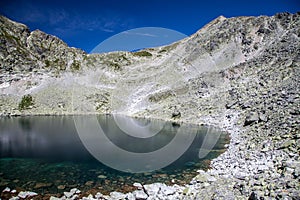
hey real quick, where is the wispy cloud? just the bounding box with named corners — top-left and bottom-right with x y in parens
top-left (48, 9), bottom-right (69, 25)
top-left (124, 31), bottom-right (158, 37)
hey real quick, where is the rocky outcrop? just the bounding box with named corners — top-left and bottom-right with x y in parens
top-left (0, 12), bottom-right (299, 199)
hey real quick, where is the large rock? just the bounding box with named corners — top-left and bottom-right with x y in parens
top-left (244, 112), bottom-right (259, 126)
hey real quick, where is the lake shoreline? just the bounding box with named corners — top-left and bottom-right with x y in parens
top-left (2, 96), bottom-right (299, 200)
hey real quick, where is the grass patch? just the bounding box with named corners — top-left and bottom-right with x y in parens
top-left (133, 51), bottom-right (152, 57)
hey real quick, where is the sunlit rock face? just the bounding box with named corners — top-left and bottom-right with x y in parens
top-left (0, 13), bottom-right (299, 121)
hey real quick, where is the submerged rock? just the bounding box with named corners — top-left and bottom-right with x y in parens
top-left (34, 182), bottom-right (53, 189)
top-left (97, 175), bottom-right (107, 179)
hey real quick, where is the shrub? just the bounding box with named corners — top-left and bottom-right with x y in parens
top-left (19, 94), bottom-right (34, 110)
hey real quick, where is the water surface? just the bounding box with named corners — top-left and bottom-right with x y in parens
top-left (0, 115), bottom-right (228, 196)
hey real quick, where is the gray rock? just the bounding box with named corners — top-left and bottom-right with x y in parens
top-left (244, 112), bottom-right (259, 126)
top-left (213, 189), bottom-right (235, 200)
top-left (225, 100), bottom-right (238, 109)
top-left (279, 139), bottom-right (295, 149)
top-left (171, 110), bottom-right (181, 119)
top-left (234, 172), bottom-right (248, 180)
top-left (259, 113), bottom-right (268, 122)
top-left (248, 191), bottom-right (259, 200)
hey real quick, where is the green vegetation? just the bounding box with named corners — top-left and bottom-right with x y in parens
top-left (158, 49), bottom-right (167, 53)
top-left (2, 29), bottom-right (21, 46)
top-left (133, 51), bottom-right (152, 57)
top-left (45, 60), bottom-right (50, 68)
top-left (71, 60), bottom-right (80, 71)
top-left (18, 94), bottom-right (34, 110)
top-left (110, 62), bottom-right (121, 71)
top-left (159, 42), bottom-right (179, 53)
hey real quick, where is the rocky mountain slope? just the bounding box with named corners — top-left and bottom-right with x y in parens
top-left (0, 12), bottom-right (299, 199)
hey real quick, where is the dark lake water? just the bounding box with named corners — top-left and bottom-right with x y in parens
top-left (0, 115), bottom-right (228, 196)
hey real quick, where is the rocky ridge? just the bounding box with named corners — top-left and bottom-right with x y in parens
top-left (0, 12), bottom-right (299, 199)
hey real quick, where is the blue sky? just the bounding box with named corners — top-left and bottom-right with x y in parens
top-left (0, 0), bottom-right (299, 53)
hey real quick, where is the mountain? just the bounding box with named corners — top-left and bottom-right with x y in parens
top-left (0, 13), bottom-right (299, 117)
top-left (0, 13), bottom-right (299, 199)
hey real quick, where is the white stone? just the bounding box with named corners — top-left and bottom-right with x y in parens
top-left (258, 165), bottom-right (269, 172)
top-left (95, 192), bottom-right (104, 199)
top-left (9, 197), bottom-right (19, 200)
top-left (133, 190), bottom-right (148, 200)
top-left (144, 183), bottom-right (163, 196)
top-left (110, 191), bottom-right (126, 199)
top-left (133, 182), bottom-right (143, 189)
top-left (70, 194), bottom-right (79, 200)
top-left (203, 182), bottom-right (210, 187)
top-left (18, 191), bottom-right (37, 198)
top-left (70, 188), bottom-right (81, 194)
top-left (2, 187), bottom-right (10, 193)
top-left (206, 175), bottom-right (217, 182)
top-left (161, 186), bottom-right (176, 195)
top-left (50, 197), bottom-right (61, 200)
top-left (64, 191), bottom-right (73, 198)
top-left (126, 193), bottom-right (135, 200)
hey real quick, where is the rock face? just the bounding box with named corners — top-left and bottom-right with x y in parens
top-left (0, 12), bottom-right (299, 199)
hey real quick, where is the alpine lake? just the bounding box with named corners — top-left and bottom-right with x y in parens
top-left (0, 115), bottom-right (229, 198)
